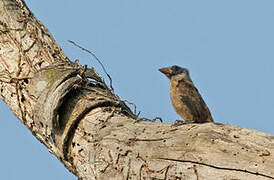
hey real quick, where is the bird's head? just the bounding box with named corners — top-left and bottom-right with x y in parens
top-left (159, 65), bottom-right (190, 80)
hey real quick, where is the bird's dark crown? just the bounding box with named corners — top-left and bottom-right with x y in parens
top-left (170, 65), bottom-right (189, 76)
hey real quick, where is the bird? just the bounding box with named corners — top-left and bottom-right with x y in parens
top-left (159, 65), bottom-right (213, 123)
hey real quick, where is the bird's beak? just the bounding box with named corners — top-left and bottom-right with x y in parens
top-left (159, 67), bottom-right (172, 78)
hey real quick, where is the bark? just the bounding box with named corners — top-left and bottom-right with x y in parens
top-left (0, 1), bottom-right (274, 179)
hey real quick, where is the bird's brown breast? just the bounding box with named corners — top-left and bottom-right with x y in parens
top-left (169, 76), bottom-right (213, 123)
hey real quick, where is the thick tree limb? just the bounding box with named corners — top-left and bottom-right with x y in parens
top-left (0, 1), bottom-right (274, 179)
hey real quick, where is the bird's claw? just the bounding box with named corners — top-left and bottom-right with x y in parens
top-left (172, 120), bottom-right (185, 127)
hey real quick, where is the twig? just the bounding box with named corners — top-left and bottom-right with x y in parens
top-left (134, 117), bottom-right (163, 123)
top-left (152, 116), bottom-right (163, 122)
top-left (136, 111), bottom-right (141, 118)
top-left (123, 100), bottom-right (137, 115)
top-left (68, 40), bottom-right (114, 91)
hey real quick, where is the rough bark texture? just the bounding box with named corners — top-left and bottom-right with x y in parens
top-left (1, 1), bottom-right (274, 179)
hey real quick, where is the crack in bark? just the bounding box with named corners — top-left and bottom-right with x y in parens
top-left (23, 39), bottom-right (36, 53)
top-left (157, 158), bottom-right (274, 179)
top-left (128, 138), bottom-right (169, 142)
top-left (136, 153), bottom-right (172, 179)
top-left (126, 158), bottom-right (131, 180)
top-left (164, 165), bottom-right (172, 180)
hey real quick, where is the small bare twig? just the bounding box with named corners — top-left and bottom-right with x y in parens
top-left (134, 116), bottom-right (163, 123)
top-left (68, 40), bottom-right (114, 91)
top-left (123, 100), bottom-right (137, 115)
top-left (136, 111), bottom-right (141, 118)
top-left (152, 116), bottom-right (163, 122)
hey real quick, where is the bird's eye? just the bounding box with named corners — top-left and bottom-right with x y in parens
top-left (172, 65), bottom-right (179, 71)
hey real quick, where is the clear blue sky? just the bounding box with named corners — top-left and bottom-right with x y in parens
top-left (1, 0), bottom-right (274, 179)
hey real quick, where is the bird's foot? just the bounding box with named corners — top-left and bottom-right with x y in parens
top-left (172, 120), bottom-right (185, 127)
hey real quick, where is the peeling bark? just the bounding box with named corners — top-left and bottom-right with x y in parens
top-left (1, 1), bottom-right (274, 179)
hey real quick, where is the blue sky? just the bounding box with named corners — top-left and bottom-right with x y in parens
top-left (1, 0), bottom-right (274, 179)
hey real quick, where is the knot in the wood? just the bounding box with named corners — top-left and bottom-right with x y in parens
top-left (25, 61), bottom-right (133, 159)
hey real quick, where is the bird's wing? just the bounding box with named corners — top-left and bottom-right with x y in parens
top-left (178, 79), bottom-right (210, 122)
